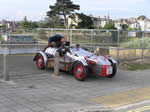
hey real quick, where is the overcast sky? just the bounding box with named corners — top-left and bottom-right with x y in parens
top-left (0, 0), bottom-right (150, 21)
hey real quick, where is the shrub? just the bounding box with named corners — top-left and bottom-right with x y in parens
top-left (120, 37), bottom-right (150, 48)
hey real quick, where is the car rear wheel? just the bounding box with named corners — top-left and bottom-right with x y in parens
top-left (107, 63), bottom-right (117, 78)
top-left (74, 61), bottom-right (88, 81)
top-left (36, 55), bottom-right (45, 70)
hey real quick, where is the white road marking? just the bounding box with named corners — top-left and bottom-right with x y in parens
top-left (114, 100), bottom-right (150, 111)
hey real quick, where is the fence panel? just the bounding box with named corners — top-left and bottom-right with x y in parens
top-left (1, 28), bottom-right (150, 60)
top-left (119, 31), bottom-right (143, 48)
top-left (143, 31), bottom-right (150, 58)
top-left (0, 29), bottom-right (38, 54)
top-left (92, 30), bottom-right (118, 47)
top-left (115, 31), bottom-right (144, 60)
top-left (0, 54), bottom-right (2, 78)
top-left (71, 29), bottom-right (91, 44)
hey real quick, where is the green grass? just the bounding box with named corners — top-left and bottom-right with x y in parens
top-left (10, 53), bottom-right (36, 56)
top-left (120, 36), bottom-right (135, 43)
top-left (119, 62), bottom-right (150, 71)
top-left (0, 36), bottom-right (3, 41)
top-left (127, 63), bottom-right (150, 71)
top-left (0, 53), bottom-right (35, 56)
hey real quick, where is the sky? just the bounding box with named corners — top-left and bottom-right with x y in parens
top-left (0, 0), bottom-right (150, 21)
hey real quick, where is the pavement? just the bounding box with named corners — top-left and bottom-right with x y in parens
top-left (0, 55), bottom-right (150, 112)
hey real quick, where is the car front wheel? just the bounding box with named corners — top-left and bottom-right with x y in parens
top-left (73, 62), bottom-right (88, 81)
top-left (36, 55), bottom-right (45, 70)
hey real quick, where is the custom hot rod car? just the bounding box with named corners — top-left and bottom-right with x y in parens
top-left (33, 42), bottom-right (117, 81)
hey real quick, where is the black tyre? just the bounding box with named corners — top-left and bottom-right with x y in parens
top-left (107, 63), bottom-right (117, 78)
top-left (36, 54), bottom-right (45, 70)
top-left (73, 61), bottom-right (88, 81)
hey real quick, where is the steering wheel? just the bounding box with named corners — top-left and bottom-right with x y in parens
top-left (56, 46), bottom-right (68, 56)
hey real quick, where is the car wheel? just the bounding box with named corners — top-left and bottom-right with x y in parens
top-left (74, 61), bottom-right (88, 81)
top-left (36, 55), bottom-right (45, 69)
top-left (107, 63), bottom-right (117, 78)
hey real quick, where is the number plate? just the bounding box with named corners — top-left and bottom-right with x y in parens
top-left (107, 66), bottom-right (112, 74)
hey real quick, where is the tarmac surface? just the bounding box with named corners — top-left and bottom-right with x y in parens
top-left (0, 55), bottom-right (150, 112)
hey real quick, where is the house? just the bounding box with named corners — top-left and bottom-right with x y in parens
top-left (128, 18), bottom-right (140, 30)
top-left (114, 19), bottom-right (122, 30)
top-left (68, 15), bottom-right (80, 29)
top-left (114, 19), bottom-right (126, 30)
top-left (114, 16), bottom-right (150, 31)
top-left (146, 19), bottom-right (150, 31)
top-left (128, 22), bottom-right (140, 30)
top-left (67, 13), bottom-right (113, 29)
top-left (137, 16), bottom-right (150, 31)
top-left (0, 20), bottom-right (4, 27)
top-left (92, 17), bottom-right (101, 28)
top-left (0, 19), bottom-right (19, 30)
top-left (92, 15), bottom-right (112, 28)
top-left (100, 17), bottom-right (108, 28)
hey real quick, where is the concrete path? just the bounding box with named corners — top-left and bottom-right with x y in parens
top-left (0, 55), bottom-right (150, 112)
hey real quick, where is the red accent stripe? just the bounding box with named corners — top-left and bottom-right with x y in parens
top-left (102, 65), bottom-right (111, 77)
top-left (63, 56), bottom-right (66, 62)
top-left (104, 55), bottom-right (108, 61)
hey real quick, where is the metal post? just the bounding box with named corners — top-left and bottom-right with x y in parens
top-left (66, 29), bottom-right (69, 41)
top-left (91, 29), bottom-right (94, 47)
top-left (51, 28), bottom-right (53, 36)
top-left (35, 29), bottom-right (39, 51)
top-left (3, 46), bottom-right (9, 81)
top-left (117, 30), bottom-right (120, 60)
top-left (8, 31), bottom-right (11, 54)
top-left (70, 29), bottom-right (72, 46)
top-left (142, 31), bottom-right (144, 59)
top-left (54, 52), bottom-right (59, 76)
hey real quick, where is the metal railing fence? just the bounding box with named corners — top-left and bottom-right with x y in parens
top-left (0, 28), bottom-right (150, 60)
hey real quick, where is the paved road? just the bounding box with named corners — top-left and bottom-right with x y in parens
top-left (0, 55), bottom-right (45, 78)
top-left (0, 55), bottom-right (150, 112)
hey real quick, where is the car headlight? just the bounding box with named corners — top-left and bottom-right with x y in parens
top-left (89, 60), bottom-right (96, 65)
top-left (84, 56), bottom-right (96, 65)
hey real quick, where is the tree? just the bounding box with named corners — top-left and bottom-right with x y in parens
top-left (20, 16), bottom-right (31, 28)
top-left (137, 15), bottom-right (147, 20)
top-left (30, 22), bottom-right (39, 28)
top-left (77, 13), bottom-right (94, 29)
top-left (103, 22), bottom-right (117, 43)
top-left (128, 27), bottom-right (132, 31)
top-left (128, 27), bottom-right (138, 31)
top-left (0, 25), bottom-right (6, 28)
top-left (47, 0), bottom-right (80, 29)
top-left (20, 16), bottom-right (39, 28)
top-left (40, 16), bottom-right (64, 28)
top-left (121, 24), bottom-right (128, 31)
top-left (103, 22), bottom-right (117, 29)
top-left (0, 25), bottom-right (7, 32)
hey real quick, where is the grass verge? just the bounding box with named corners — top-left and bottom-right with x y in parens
top-left (0, 53), bottom-right (35, 56)
top-left (119, 59), bottom-right (150, 71)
